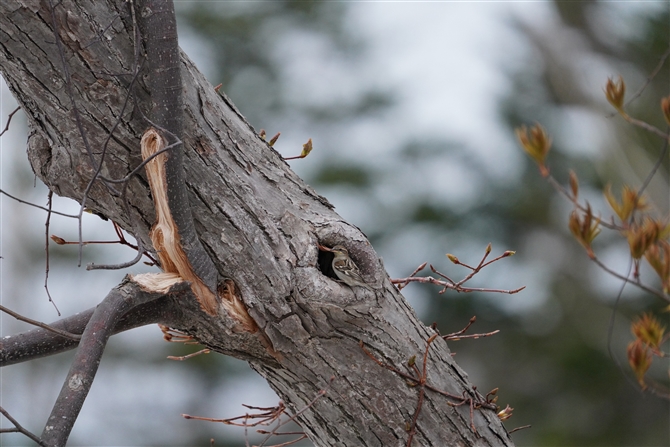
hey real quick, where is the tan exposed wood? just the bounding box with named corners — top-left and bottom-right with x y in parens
top-left (140, 128), bottom-right (218, 315)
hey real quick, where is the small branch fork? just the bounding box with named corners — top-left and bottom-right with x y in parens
top-left (0, 406), bottom-right (46, 446)
top-left (436, 316), bottom-right (500, 342)
top-left (51, 221), bottom-right (158, 266)
top-left (392, 244), bottom-right (525, 295)
top-left (0, 106), bottom-right (21, 137)
top-left (360, 335), bottom-right (501, 447)
top-left (183, 377), bottom-right (334, 447)
top-left (159, 325), bottom-right (212, 360)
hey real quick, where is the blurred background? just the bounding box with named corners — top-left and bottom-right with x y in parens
top-left (1, 1), bottom-right (668, 446)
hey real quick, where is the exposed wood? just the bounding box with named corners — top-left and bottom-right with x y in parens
top-left (140, 128), bottom-right (219, 314)
top-left (139, 0), bottom-right (219, 302)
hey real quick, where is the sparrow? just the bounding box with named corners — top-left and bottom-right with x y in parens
top-left (320, 244), bottom-right (373, 290)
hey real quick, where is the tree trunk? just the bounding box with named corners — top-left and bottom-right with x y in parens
top-left (0, 1), bottom-right (514, 446)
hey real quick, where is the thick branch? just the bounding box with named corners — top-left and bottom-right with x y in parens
top-left (0, 298), bottom-right (171, 367)
top-left (40, 278), bottom-right (189, 447)
top-left (139, 0), bottom-right (219, 310)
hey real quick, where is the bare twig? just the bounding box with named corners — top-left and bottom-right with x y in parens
top-left (623, 46), bottom-right (670, 109)
top-left (257, 377), bottom-right (334, 447)
top-left (0, 304), bottom-right (80, 341)
top-left (392, 246), bottom-right (523, 296)
top-left (51, 223), bottom-right (157, 266)
top-left (183, 378), bottom-right (334, 447)
top-left (0, 406), bottom-right (46, 446)
top-left (445, 247), bottom-right (516, 289)
top-left (391, 275), bottom-right (525, 295)
top-left (160, 325), bottom-right (197, 344)
top-left (43, 190), bottom-right (61, 315)
top-left (167, 348), bottom-right (210, 361)
top-left (184, 403), bottom-right (286, 427)
top-left (258, 433), bottom-right (308, 447)
top-left (508, 424), bottom-right (532, 434)
top-left (444, 330), bottom-right (500, 341)
top-left (0, 189), bottom-right (78, 218)
top-left (440, 316), bottom-right (500, 341)
top-left (0, 106), bottom-right (21, 138)
top-left (47, 0), bottom-right (98, 267)
top-left (360, 338), bottom-right (498, 445)
top-left (638, 129), bottom-right (669, 197)
top-left (396, 262), bottom-right (428, 291)
top-left (544, 175), bottom-right (620, 230)
top-left (619, 114), bottom-right (669, 139)
top-left (591, 255), bottom-right (669, 302)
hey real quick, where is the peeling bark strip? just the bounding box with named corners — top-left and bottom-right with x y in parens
top-left (141, 129), bottom-right (218, 314)
top-left (140, 130), bottom-right (257, 332)
top-left (140, 0), bottom-right (219, 301)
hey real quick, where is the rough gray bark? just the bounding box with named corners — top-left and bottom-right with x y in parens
top-left (0, 1), bottom-right (514, 446)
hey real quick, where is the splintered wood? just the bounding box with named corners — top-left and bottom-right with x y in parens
top-left (140, 128), bottom-right (219, 315)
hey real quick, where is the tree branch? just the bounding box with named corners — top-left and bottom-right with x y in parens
top-left (0, 297), bottom-right (175, 367)
top-left (0, 406), bottom-right (45, 446)
top-left (138, 0), bottom-right (219, 312)
top-left (40, 278), bottom-right (189, 446)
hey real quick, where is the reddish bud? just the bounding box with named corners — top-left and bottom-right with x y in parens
top-left (50, 235), bottom-right (66, 245)
top-left (516, 123), bottom-right (551, 177)
top-left (662, 95), bottom-right (670, 126)
top-left (627, 339), bottom-right (651, 388)
top-left (605, 76), bottom-right (625, 112)
top-left (569, 170), bottom-right (579, 199)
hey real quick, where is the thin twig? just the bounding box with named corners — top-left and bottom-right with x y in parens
top-left (257, 377), bottom-right (334, 447)
top-left (167, 349), bottom-right (211, 361)
top-left (591, 256), bottom-right (668, 302)
top-left (620, 114), bottom-right (669, 139)
top-left (440, 316), bottom-right (501, 341)
top-left (396, 262), bottom-right (428, 290)
top-left (47, 0), bottom-right (96, 267)
top-left (0, 304), bottom-right (80, 340)
top-left (443, 330), bottom-right (500, 341)
top-left (82, 15), bottom-right (119, 49)
top-left (360, 338), bottom-right (498, 445)
top-left (623, 46), bottom-right (670, 109)
top-left (183, 380), bottom-right (332, 447)
top-left (0, 189), bottom-right (78, 218)
top-left (51, 223), bottom-right (157, 266)
top-left (391, 276), bottom-right (525, 295)
top-left (0, 406), bottom-right (46, 446)
top-left (545, 175), bottom-right (619, 230)
top-left (638, 129), bottom-right (669, 197)
top-left (44, 190), bottom-right (61, 315)
top-left (0, 106), bottom-right (21, 137)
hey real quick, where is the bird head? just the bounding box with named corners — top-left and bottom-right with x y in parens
top-left (330, 245), bottom-right (349, 256)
